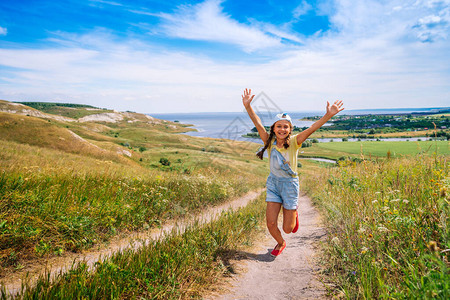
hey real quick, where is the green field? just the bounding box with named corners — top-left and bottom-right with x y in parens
top-left (314, 140), bottom-right (449, 158)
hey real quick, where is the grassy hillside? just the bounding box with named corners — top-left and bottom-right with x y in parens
top-left (7, 194), bottom-right (267, 299)
top-left (0, 112), bottom-right (130, 163)
top-left (15, 102), bottom-right (114, 119)
top-left (0, 100), bottom-right (267, 276)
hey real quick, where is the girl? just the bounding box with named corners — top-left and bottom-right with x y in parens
top-left (242, 88), bottom-right (344, 256)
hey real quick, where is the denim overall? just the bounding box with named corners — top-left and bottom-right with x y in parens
top-left (265, 146), bottom-right (299, 210)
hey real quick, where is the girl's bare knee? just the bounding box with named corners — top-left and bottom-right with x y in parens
top-left (283, 225), bottom-right (293, 234)
top-left (267, 220), bottom-right (277, 230)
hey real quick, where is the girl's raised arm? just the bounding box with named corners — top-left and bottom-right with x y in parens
top-left (242, 88), bottom-right (269, 144)
top-left (296, 100), bottom-right (344, 145)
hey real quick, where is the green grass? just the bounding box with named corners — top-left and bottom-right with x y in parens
top-left (0, 112), bottom-right (131, 163)
top-left (302, 155), bottom-right (449, 298)
top-left (317, 140), bottom-right (449, 157)
top-left (0, 168), bottom-right (259, 265)
top-left (15, 102), bottom-right (115, 119)
top-left (0, 99), bottom-right (270, 297)
top-left (0, 107), bottom-right (267, 275)
top-left (7, 194), bottom-right (266, 299)
top-left (0, 137), bottom-right (266, 273)
top-left (298, 140), bottom-right (449, 160)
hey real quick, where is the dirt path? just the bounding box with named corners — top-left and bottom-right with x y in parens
top-left (208, 193), bottom-right (328, 300)
top-left (1, 189), bottom-right (264, 297)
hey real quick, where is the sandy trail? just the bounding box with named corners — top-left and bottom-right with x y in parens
top-left (1, 189), bottom-right (264, 297)
top-left (209, 193), bottom-right (327, 300)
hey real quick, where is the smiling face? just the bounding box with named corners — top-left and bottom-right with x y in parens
top-left (273, 120), bottom-right (292, 140)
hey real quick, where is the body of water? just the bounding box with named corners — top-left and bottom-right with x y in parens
top-left (152, 111), bottom-right (318, 144)
top-left (152, 108), bottom-right (444, 143)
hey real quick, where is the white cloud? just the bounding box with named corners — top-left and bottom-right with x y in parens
top-left (325, 0), bottom-right (450, 44)
top-left (248, 20), bottom-right (304, 44)
top-left (0, 0), bottom-right (449, 113)
top-left (409, 1), bottom-right (450, 42)
top-left (0, 26), bottom-right (7, 36)
top-left (156, 0), bottom-right (281, 52)
top-left (414, 14), bottom-right (447, 41)
top-left (293, 1), bottom-right (313, 19)
top-left (89, 0), bottom-right (123, 7)
top-left (128, 9), bottom-right (159, 17)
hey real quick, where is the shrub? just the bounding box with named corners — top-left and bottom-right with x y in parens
top-left (159, 157), bottom-right (171, 166)
top-left (302, 140), bottom-right (312, 148)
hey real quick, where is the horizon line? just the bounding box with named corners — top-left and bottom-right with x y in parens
top-left (150, 106), bottom-right (450, 115)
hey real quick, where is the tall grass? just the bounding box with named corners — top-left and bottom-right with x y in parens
top-left (302, 155), bottom-right (449, 298)
top-left (0, 112), bottom-right (127, 162)
top-left (0, 139), bottom-right (266, 273)
top-left (0, 167), bottom-right (261, 270)
top-left (1, 106), bottom-right (268, 280)
top-left (5, 194), bottom-right (266, 299)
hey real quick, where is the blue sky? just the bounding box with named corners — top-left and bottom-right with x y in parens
top-left (0, 0), bottom-right (449, 113)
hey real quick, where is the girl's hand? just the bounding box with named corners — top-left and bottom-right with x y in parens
top-left (242, 88), bottom-right (255, 108)
top-left (326, 100), bottom-right (344, 116)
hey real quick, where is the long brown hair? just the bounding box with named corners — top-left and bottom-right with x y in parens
top-left (256, 123), bottom-right (292, 160)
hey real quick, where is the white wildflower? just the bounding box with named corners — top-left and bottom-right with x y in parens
top-left (361, 247), bottom-right (369, 254)
top-left (372, 200), bottom-right (378, 204)
top-left (358, 227), bottom-right (366, 234)
top-left (390, 199), bottom-right (400, 203)
top-left (331, 237), bottom-right (340, 244)
top-left (403, 199), bottom-right (409, 204)
top-left (378, 226), bottom-right (389, 232)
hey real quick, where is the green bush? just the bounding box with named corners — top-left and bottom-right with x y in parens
top-left (159, 157), bottom-right (171, 166)
top-left (302, 140), bottom-right (312, 148)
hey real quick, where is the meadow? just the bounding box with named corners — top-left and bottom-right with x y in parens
top-left (2, 100), bottom-right (449, 298)
top-left (0, 102), bottom-right (267, 278)
top-left (301, 154), bottom-right (449, 298)
top-left (1, 194), bottom-right (267, 299)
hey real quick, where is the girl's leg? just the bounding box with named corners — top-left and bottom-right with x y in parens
top-left (266, 202), bottom-right (285, 249)
top-left (282, 208), bottom-right (297, 234)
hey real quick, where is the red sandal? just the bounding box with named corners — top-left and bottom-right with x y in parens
top-left (270, 242), bottom-right (286, 257)
top-left (292, 211), bottom-right (299, 233)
